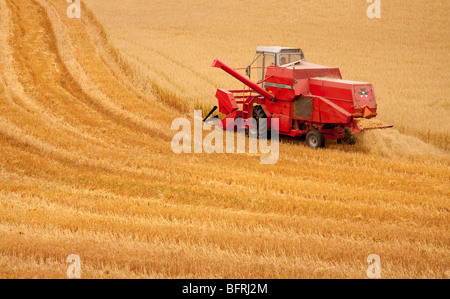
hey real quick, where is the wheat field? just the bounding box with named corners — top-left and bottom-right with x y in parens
top-left (0, 0), bottom-right (448, 279)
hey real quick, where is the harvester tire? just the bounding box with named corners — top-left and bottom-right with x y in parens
top-left (342, 128), bottom-right (357, 145)
top-left (306, 129), bottom-right (325, 149)
top-left (250, 106), bottom-right (270, 139)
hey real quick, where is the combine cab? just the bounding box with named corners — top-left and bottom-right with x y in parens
top-left (205, 46), bottom-right (392, 149)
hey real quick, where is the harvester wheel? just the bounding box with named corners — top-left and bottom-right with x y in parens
top-left (342, 129), bottom-right (357, 145)
top-left (249, 106), bottom-right (270, 139)
top-left (306, 129), bottom-right (325, 149)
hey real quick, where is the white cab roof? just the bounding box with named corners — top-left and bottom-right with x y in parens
top-left (256, 46), bottom-right (302, 54)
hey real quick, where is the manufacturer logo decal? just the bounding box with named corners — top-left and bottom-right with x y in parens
top-left (358, 88), bottom-right (370, 97)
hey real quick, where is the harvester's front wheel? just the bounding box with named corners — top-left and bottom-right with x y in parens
top-left (306, 129), bottom-right (325, 149)
top-left (249, 106), bottom-right (270, 139)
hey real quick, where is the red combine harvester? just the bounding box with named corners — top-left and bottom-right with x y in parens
top-left (204, 46), bottom-right (392, 149)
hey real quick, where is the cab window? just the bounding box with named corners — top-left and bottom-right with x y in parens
top-left (257, 53), bottom-right (275, 82)
top-left (279, 53), bottom-right (302, 65)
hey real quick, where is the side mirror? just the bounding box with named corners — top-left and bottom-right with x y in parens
top-left (245, 66), bottom-right (251, 78)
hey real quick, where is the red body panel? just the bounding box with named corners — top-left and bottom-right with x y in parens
top-left (212, 58), bottom-right (379, 139)
top-left (216, 89), bottom-right (237, 115)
